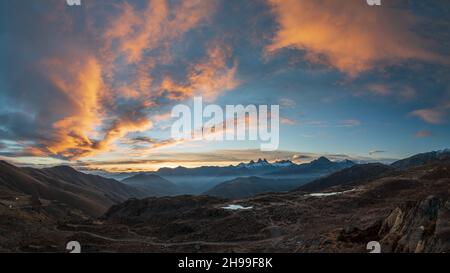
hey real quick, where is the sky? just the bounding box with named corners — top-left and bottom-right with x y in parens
top-left (0, 0), bottom-right (450, 172)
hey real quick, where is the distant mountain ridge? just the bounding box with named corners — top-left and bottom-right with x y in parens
top-left (96, 157), bottom-right (450, 253)
top-left (390, 149), bottom-right (450, 170)
top-left (296, 163), bottom-right (394, 193)
top-left (204, 176), bottom-right (282, 199)
top-left (2, 148), bottom-right (450, 252)
top-left (266, 157), bottom-right (355, 176)
top-left (122, 173), bottom-right (186, 196)
top-left (154, 157), bottom-right (353, 177)
top-left (0, 161), bottom-right (146, 217)
top-left (154, 158), bottom-right (295, 177)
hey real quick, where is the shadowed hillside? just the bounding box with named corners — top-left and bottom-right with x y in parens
top-left (0, 161), bottom-right (145, 217)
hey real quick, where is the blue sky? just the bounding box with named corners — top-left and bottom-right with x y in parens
top-left (0, 0), bottom-right (449, 171)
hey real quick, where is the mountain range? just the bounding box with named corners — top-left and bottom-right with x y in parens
top-left (204, 176), bottom-right (293, 199)
top-left (266, 157), bottom-right (355, 176)
top-left (153, 157), bottom-right (351, 177)
top-left (1, 149), bottom-right (450, 252)
top-left (68, 150), bottom-right (450, 253)
top-left (121, 173), bottom-right (189, 196)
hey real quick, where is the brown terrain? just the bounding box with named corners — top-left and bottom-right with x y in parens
top-left (0, 155), bottom-right (449, 253)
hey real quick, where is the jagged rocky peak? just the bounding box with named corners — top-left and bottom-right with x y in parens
top-left (272, 159), bottom-right (295, 167)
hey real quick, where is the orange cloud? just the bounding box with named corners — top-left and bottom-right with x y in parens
top-left (159, 44), bottom-right (239, 101)
top-left (104, 0), bottom-right (216, 64)
top-left (415, 130), bottom-right (433, 138)
top-left (364, 84), bottom-right (417, 100)
top-left (4, 0), bottom-right (236, 161)
top-left (411, 104), bottom-right (450, 124)
top-left (281, 117), bottom-right (296, 125)
top-left (38, 55), bottom-right (155, 160)
top-left (266, 0), bottom-right (447, 76)
top-left (43, 56), bottom-right (105, 159)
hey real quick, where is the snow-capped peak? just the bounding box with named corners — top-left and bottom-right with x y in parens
top-left (237, 158), bottom-right (270, 168)
top-left (272, 160), bottom-right (295, 167)
top-left (237, 159), bottom-right (295, 169)
top-left (436, 148), bottom-right (450, 155)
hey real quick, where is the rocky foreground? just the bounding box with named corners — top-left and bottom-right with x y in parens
top-left (2, 159), bottom-right (448, 253)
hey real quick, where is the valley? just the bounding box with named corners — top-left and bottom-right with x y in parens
top-left (0, 150), bottom-right (449, 253)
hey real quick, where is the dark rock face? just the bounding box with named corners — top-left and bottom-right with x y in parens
top-left (378, 196), bottom-right (450, 253)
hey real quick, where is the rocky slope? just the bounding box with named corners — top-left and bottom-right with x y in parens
top-left (1, 157), bottom-right (449, 253)
top-left (296, 163), bottom-right (394, 193)
top-left (58, 160), bottom-right (450, 253)
top-left (0, 161), bottom-right (145, 217)
top-left (204, 176), bottom-right (310, 199)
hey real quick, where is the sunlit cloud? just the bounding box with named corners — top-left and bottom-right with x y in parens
top-left (411, 104), bottom-right (450, 124)
top-left (415, 130), bottom-right (433, 138)
top-left (104, 0), bottom-right (216, 64)
top-left (266, 0), bottom-right (448, 76)
top-left (362, 84), bottom-right (417, 101)
top-left (369, 150), bottom-right (386, 156)
top-left (159, 44), bottom-right (239, 102)
top-left (75, 149), bottom-right (388, 172)
top-left (1, 0), bottom-right (449, 170)
top-left (0, 0), bottom-right (240, 161)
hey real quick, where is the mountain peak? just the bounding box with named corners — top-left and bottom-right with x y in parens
top-left (272, 160), bottom-right (295, 167)
top-left (47, 165), bottom-right (78, 173)
top-left (237, 158), bottom-right (271, 169)
top-left (0, 160), bottom-right (12, 166)
top-left (436, 148), bottom-right (450, 154)
top-left (315, 156), bottom-right (332, 163)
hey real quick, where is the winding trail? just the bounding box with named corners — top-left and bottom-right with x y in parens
top-left (71, 230), bottom-right (284, 248)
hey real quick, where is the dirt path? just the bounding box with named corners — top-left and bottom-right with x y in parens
top-left (72, 230), bottom-right (284, 248)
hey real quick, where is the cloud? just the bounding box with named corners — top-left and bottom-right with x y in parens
top-left (266, 0), bottom-right (448, 76)
top-left (77, 149), bottom-right (374, 172)
top-left (339, 119), bottom-right (361, 128)
top-left (104, 0), bottom-right (216, 64)
top-left (366, 84), bottom-right (391, 96)
top-left (369, 150), bottom-right (386, 156)
top-left (411, 104), bottom-right (450, 124)
top-left (0, 0), bottom-right (240, 160)
top-left (298, 120), bottom-right (329, 127)
top-left (415, 130), bottom-right (433, 138)
top-left (159, 44), bottom-right (239, 102)
top-left (281, 117), bottom-right (296, 125)
top-left (279, 98), bottom-right (296, 108)
top-left (41, 56), bottom-right (106, 159)
top-left (363, 84), bottom-right (417, 100)
top-left (122, 136), bottom-right (180, 150)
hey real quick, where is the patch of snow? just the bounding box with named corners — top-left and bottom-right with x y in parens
top-left (306, 189), bottom-right (356, 197)
top-left (221, 204), bottom-right (253, 210)
top-left (436, 149), bottom-right (450, 154)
